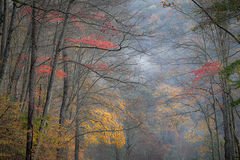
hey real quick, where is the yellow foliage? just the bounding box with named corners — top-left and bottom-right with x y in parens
top-left (82, 108), bottom-right (125, 148)
top-left (0, 94), bottom-right (26, 159)
top-left (153, 83), bottom-right (182, 99)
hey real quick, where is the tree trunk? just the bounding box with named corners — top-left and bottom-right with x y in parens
top-left (213, 104), bottom-right (221, 160)
top-left (222, 107), bottom-right (235, 160)
top-left (8, 26), bottom-right (31, 94)
top-left (217, 29), bottom-right (235, 160)
top-left (204, 114), bottom-right (215, 160)
top-left (57, 41), bottom-right (69, 160)
top-left (125, 130), bottom-right (133, 160)
top-left (0, 2), bottom-right (16, 86)
top-left (220, 61), bottom-right (235, 160)
top-left (75, 112), bottom-right (80, 160)
top-left (39, 0), bottom-right (74, 132)
top-left (0, 0), bottom-right (3, 32)
top-left (75, 91), bottom-right (82, 160)
top-left (221, 78), bottom-right (235, 160)
top-left (20, 55), bottom-right (30, 112)
top-left (115, 145), bottom-right (120, 160)
top-left (232, 109), bottom-right (240, 159)
top-left (26, 1), bottom-right (37, 159)
top-left (34, 1), bottom-right (74, 159)
top-left (0, 0), bottom-right (7, 58)
top-left (210, 78), bottom-right (221, 160)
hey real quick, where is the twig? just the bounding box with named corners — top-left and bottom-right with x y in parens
top-left (192, 0), bottom-right (240, 44)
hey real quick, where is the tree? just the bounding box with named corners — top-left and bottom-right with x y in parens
top-left (26, 1), bottom-right (37, 159)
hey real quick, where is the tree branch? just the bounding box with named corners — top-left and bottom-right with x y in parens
top-left (192, 0), bottom-right (240, 44)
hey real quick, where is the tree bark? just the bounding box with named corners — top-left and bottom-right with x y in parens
top-left (8, 26), bottom-right (31, 94)
top-left (57, 41), bottom-right (69, 160)
top-left (33, 1), bottom-right (74, 159)
top-left (203, 110), bottom-right (215, 160)
top-left (75, 90), bottom-right (83, 160)
top-left (0, 2), bottom-right (16, 86)
top-left (20, 54), bottom-right (30, 112)
top-left (0, 0), bottom-right (3, 32)
top-left (232, 108), bottom-right (240, 159)
top-left (39, 0), bottom-right (74, 132)
top-left (115, 145), bottom-right (120, 160)
top-left (217, 28), bottom-right (235, 160)
top-left (75, 110), bottom-right (80, 160)
top-left (221, 77), bottom-right (235, 160)
top-left (26, 1), bottom-right (37, 159)
top-left (0, 0), bottom-right (7, 58)
top-left (210, 78), bottom-right (221, 160)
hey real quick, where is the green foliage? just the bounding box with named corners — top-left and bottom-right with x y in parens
top-left (213, 0), bottom-right (240, 13)
top-left (231, 98), bottom-right (240, 107)
top-left (212, 0), bottom-right (240, 25)
top-left (220, 60), bottom-right (240, 107)
top-left (221, 60), bottom-right (240, 85)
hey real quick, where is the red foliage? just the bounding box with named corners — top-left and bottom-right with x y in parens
top-left (191, 62), bottom-right (222, 82)
top-left (56, 69), bottom-right (67, 78)
top-left (35, 106), bottom-right (43, 112)
top-left (71, 11), bottom-right (105, 21)
top-left (18, 61), bottom-right (25, 67)
top-left (36, 65), bottom-right (52, 75)
top-left (85, 63), bottom-right (114, 71)
top-left (36, 56), bottom-right (64, 63)
top-left (97, 35), bottom-right (105, 40)
top-left (74, 23), bottom-right (84, 30)
top-left (65, 35), bottom-right (118, 49)
top-left (100, 19), bottom-right (120, 38)
top-left (20, 7), bottom-right (44, 20)
top-left (92, 12), bottom-right (106, 20)
top-left (47, 12), bottom-right (64, 22)
top-left (20, 7), bottom-right (32, 16)
top-left (71, 18), bottom-right (79, 22)
top-left (22, 55), bottom-right (29, 59)
top-left (104, 20), bottom-right (116, 31)
top-left (49, 17), bottom-right (65, 22)
top-left (35, 65), bottom-right (67, 79)
top-left (18, 54), bottom-right (29, 60)
top-left (36, 10), bottom-right (44, 19)
top-left (63, 57), bottom-right (68, 61)
top-left (36, 56), bottom-right (52, 63)
top-left (17, 54), bottom-right (29, 67)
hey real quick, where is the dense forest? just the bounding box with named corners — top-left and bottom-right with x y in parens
top-left (0, 0), bottom-right (239, 159)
